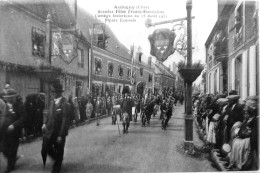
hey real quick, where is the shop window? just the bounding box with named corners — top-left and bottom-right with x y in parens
top-left (32, 27), bottom-right (45, 58)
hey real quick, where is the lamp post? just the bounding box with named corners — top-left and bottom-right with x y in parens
top-left (146, 0), bottom-right (199, 151)
top-left (184, 0), bottom-right (193, 150)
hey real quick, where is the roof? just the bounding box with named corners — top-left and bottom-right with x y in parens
top-left (8, 0), bottom-right (131, 60)
top-left (76, 6), bottom-right (131, 60)
top-left (154, 62), bottom-right (175, 79)
top-left (205, 1), bottom-right (236, 47)
top-left (10, 0), bottom-right (75, 29)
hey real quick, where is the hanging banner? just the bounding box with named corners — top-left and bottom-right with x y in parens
top-left (52, 31), bottom-right (79, 64)
top-left (148, 28), bottom-right (176, 62)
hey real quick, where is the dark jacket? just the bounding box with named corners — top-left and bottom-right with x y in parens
top-left (43, 97), bottom-right (70, 139)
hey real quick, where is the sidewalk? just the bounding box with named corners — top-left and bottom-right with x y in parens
top-left (170, 103), bottom-right (219, 172)
top-left (19, 114), bottom-right (110, 145)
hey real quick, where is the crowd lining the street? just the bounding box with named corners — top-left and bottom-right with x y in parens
top-left (192, 90), bottom-right (258, 171)
top-left (1, 80), bottom-right (259, 173)
top-left (0, 81), bottom-right (183, 173)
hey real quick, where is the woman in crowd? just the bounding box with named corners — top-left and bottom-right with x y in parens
top-left (228, 96), bottom-right (258, 171)
top-left (86, 98), bottom-right (93, 120)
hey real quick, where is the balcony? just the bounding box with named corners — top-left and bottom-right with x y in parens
top-left (213, 31), bottom-right (228, 62)
top-left (233, 27), bottom-right (243, 48)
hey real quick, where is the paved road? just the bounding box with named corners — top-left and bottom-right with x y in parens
top-left (0, 104), bottom-right (218, 173)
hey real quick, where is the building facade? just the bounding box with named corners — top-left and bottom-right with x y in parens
top-left (154, 60), bottom-right (176, 95)
top-left (0, 0), bottom-right (155, 100)
top-left (0, 0), bottom-right (90, 102)
top-left (205, 0), bottom-right (259, 100)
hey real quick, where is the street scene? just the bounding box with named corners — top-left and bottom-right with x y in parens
top-left (0, 0), bottom-right (259, 172)
top-left (0, 105), bottom-right (218, 173)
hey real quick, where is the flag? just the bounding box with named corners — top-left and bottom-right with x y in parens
top-left (130, 44), bottom-right (135, 85)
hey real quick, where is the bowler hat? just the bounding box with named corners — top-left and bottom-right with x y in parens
top-left (52, 83), bottom-right (64, 93)
top-left (226, 95), bottom-right (240, 101)
top-left (229, 90), bottom-right (238, 95)
top-left (3, 88), bottom-right (17, 98)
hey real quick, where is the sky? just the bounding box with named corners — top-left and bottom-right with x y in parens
top-left (77, 0), bottom-right (218, 82)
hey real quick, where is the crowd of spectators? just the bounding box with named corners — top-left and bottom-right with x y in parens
top-left (193, 90), bottom-right (258, 171)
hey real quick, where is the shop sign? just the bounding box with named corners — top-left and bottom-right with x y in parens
top-left (148, 28), bottom-right (176, 62)
top-left (52, 32), bottom-right (79, 64)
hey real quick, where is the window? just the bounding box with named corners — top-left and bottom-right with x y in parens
top-left (77, 49), bottom-right (84, 67)
top-left (235, 56), bottom-right (242, 95)
top-left (233, 2), bottom-right (244, 48)
top-left (32, 27), bottom-right (45, 58)
top-left (140, 67), bottom-right (143, 77)
top-left (149, 74), bottom-right (152, 82)
top-left (75, 81), bottom-right (83, 97)
top-left (127, 68), bottom-right (131, 80)
top-left (214, 70), bottom-right (218, 94)
top-left (118, 65), bottom-right (123, 79)
top-left (108, 62), bottom-right (114, 77)
top-left (235, 3), bottom-right (243, 34)
top-left (256, 44), bottom-right (259, 95)
top-left (138, 52), bottom-right (143, 62)
top-left (95, 57), bottom-right (102, 75)
top-left (209, 73), bottom-right (211, 93)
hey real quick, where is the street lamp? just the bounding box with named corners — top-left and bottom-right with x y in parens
top-left (145, 0), bottom-right (199, 151)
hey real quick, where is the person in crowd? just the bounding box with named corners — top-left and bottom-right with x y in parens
top-left (106, 96), bottom-right (113, 118)
top-left (86, 98), bottom-right (93, 120)
top-left (162, 99), bottom-right (173, 130)
top-left (73, 97), bottom-right (80, 126)
top-left (41, 82), bottom-right (70, 173)
top-left (79, 96), bottom-right (87, 122)
top-left (160, 98), bottom-right (167, 120)
top-left (225, 94), bottom-right (244, 142)
top-left (214, 98), bottom-right (229, 149)
top-left (67, 95), bottom-right (76, 126)
top-left (121, 93), bottom-right (134, 133)
top-left (227, 96), bottom-right (258, 171)
top-left (95, 96), bottom-right (102, 126)
top-left (179, 93), bottom-right (184, 105)
top-left (145, 95), bottom-right (155, 126)
top-left (0, 94), bottom-right (7, 153)
top-left (1, 88), bottom-right (25, 172)
top-left (133, 95), bottom-right (140, 122)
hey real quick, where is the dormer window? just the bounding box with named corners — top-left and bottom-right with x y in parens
top-left (235, 3), bottom-right (243, 34)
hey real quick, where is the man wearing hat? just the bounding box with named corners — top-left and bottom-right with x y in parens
top-left (1, 88), bottom-right (25, 172)
top-left (121, 93), bottom-right (134, 133)
top-left (225, 94), bottom-right (244, 142)
top-left (41, 82), bottom-right (70, 173)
